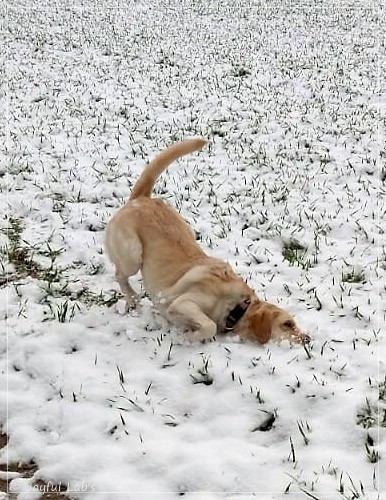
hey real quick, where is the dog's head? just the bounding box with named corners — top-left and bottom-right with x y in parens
top-left (236, 300), bottom-right (310, 344)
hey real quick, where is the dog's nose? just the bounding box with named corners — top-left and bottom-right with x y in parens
top-left (301, 332), bottom-right (311, 343)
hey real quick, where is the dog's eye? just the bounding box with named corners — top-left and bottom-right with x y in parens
top-left (283, 320), bottom-right (295, 329)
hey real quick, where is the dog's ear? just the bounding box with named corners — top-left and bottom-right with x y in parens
top-left (247, 307), bottom-right (273, 344)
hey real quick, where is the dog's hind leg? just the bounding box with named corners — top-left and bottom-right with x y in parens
top-left (115, 267), bottom-right (139, 309)
top-left (105, 224), bottom-right (143, 309)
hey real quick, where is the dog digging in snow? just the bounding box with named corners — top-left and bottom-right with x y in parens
top-left (105, 139), bottom-right (310, 344)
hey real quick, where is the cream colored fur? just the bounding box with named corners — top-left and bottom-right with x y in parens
top-left (105, 139), bottom-right (309, 344)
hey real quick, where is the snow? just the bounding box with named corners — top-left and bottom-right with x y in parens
top-left (1, 0), bottom-right (385, 498)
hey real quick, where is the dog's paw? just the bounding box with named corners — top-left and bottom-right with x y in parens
top-left (187, 330), bottom-right (217, 343)
top-left (124, 295), bottom-right (140, 312)
top-left (123, 298), bottom-right (140, 314)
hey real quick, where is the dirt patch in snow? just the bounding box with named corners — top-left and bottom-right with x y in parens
top-left (0, 433), bottom-right (71, 499)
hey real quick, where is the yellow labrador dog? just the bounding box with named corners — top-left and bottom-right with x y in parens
top-left (105, 139), bottom-right (310, 344)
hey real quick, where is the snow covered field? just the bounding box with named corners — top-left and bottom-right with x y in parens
top-left (1, 0), bottom-right (385, 498)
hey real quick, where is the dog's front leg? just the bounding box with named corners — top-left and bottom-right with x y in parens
top-left (167, 296), bottom-right (217, 342)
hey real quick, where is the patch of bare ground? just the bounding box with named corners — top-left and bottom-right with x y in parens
top-left (0, 433), bottom-right (71, 499)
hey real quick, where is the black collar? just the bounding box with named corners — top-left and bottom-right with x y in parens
top-left (225, 299), bottom-right (251, 331)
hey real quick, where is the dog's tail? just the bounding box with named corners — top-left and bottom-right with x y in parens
top-left (129, 138), bottom-right (207, 200)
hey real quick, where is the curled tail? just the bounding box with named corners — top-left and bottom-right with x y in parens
top-left (129, 138), bottom-right (207, 200)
